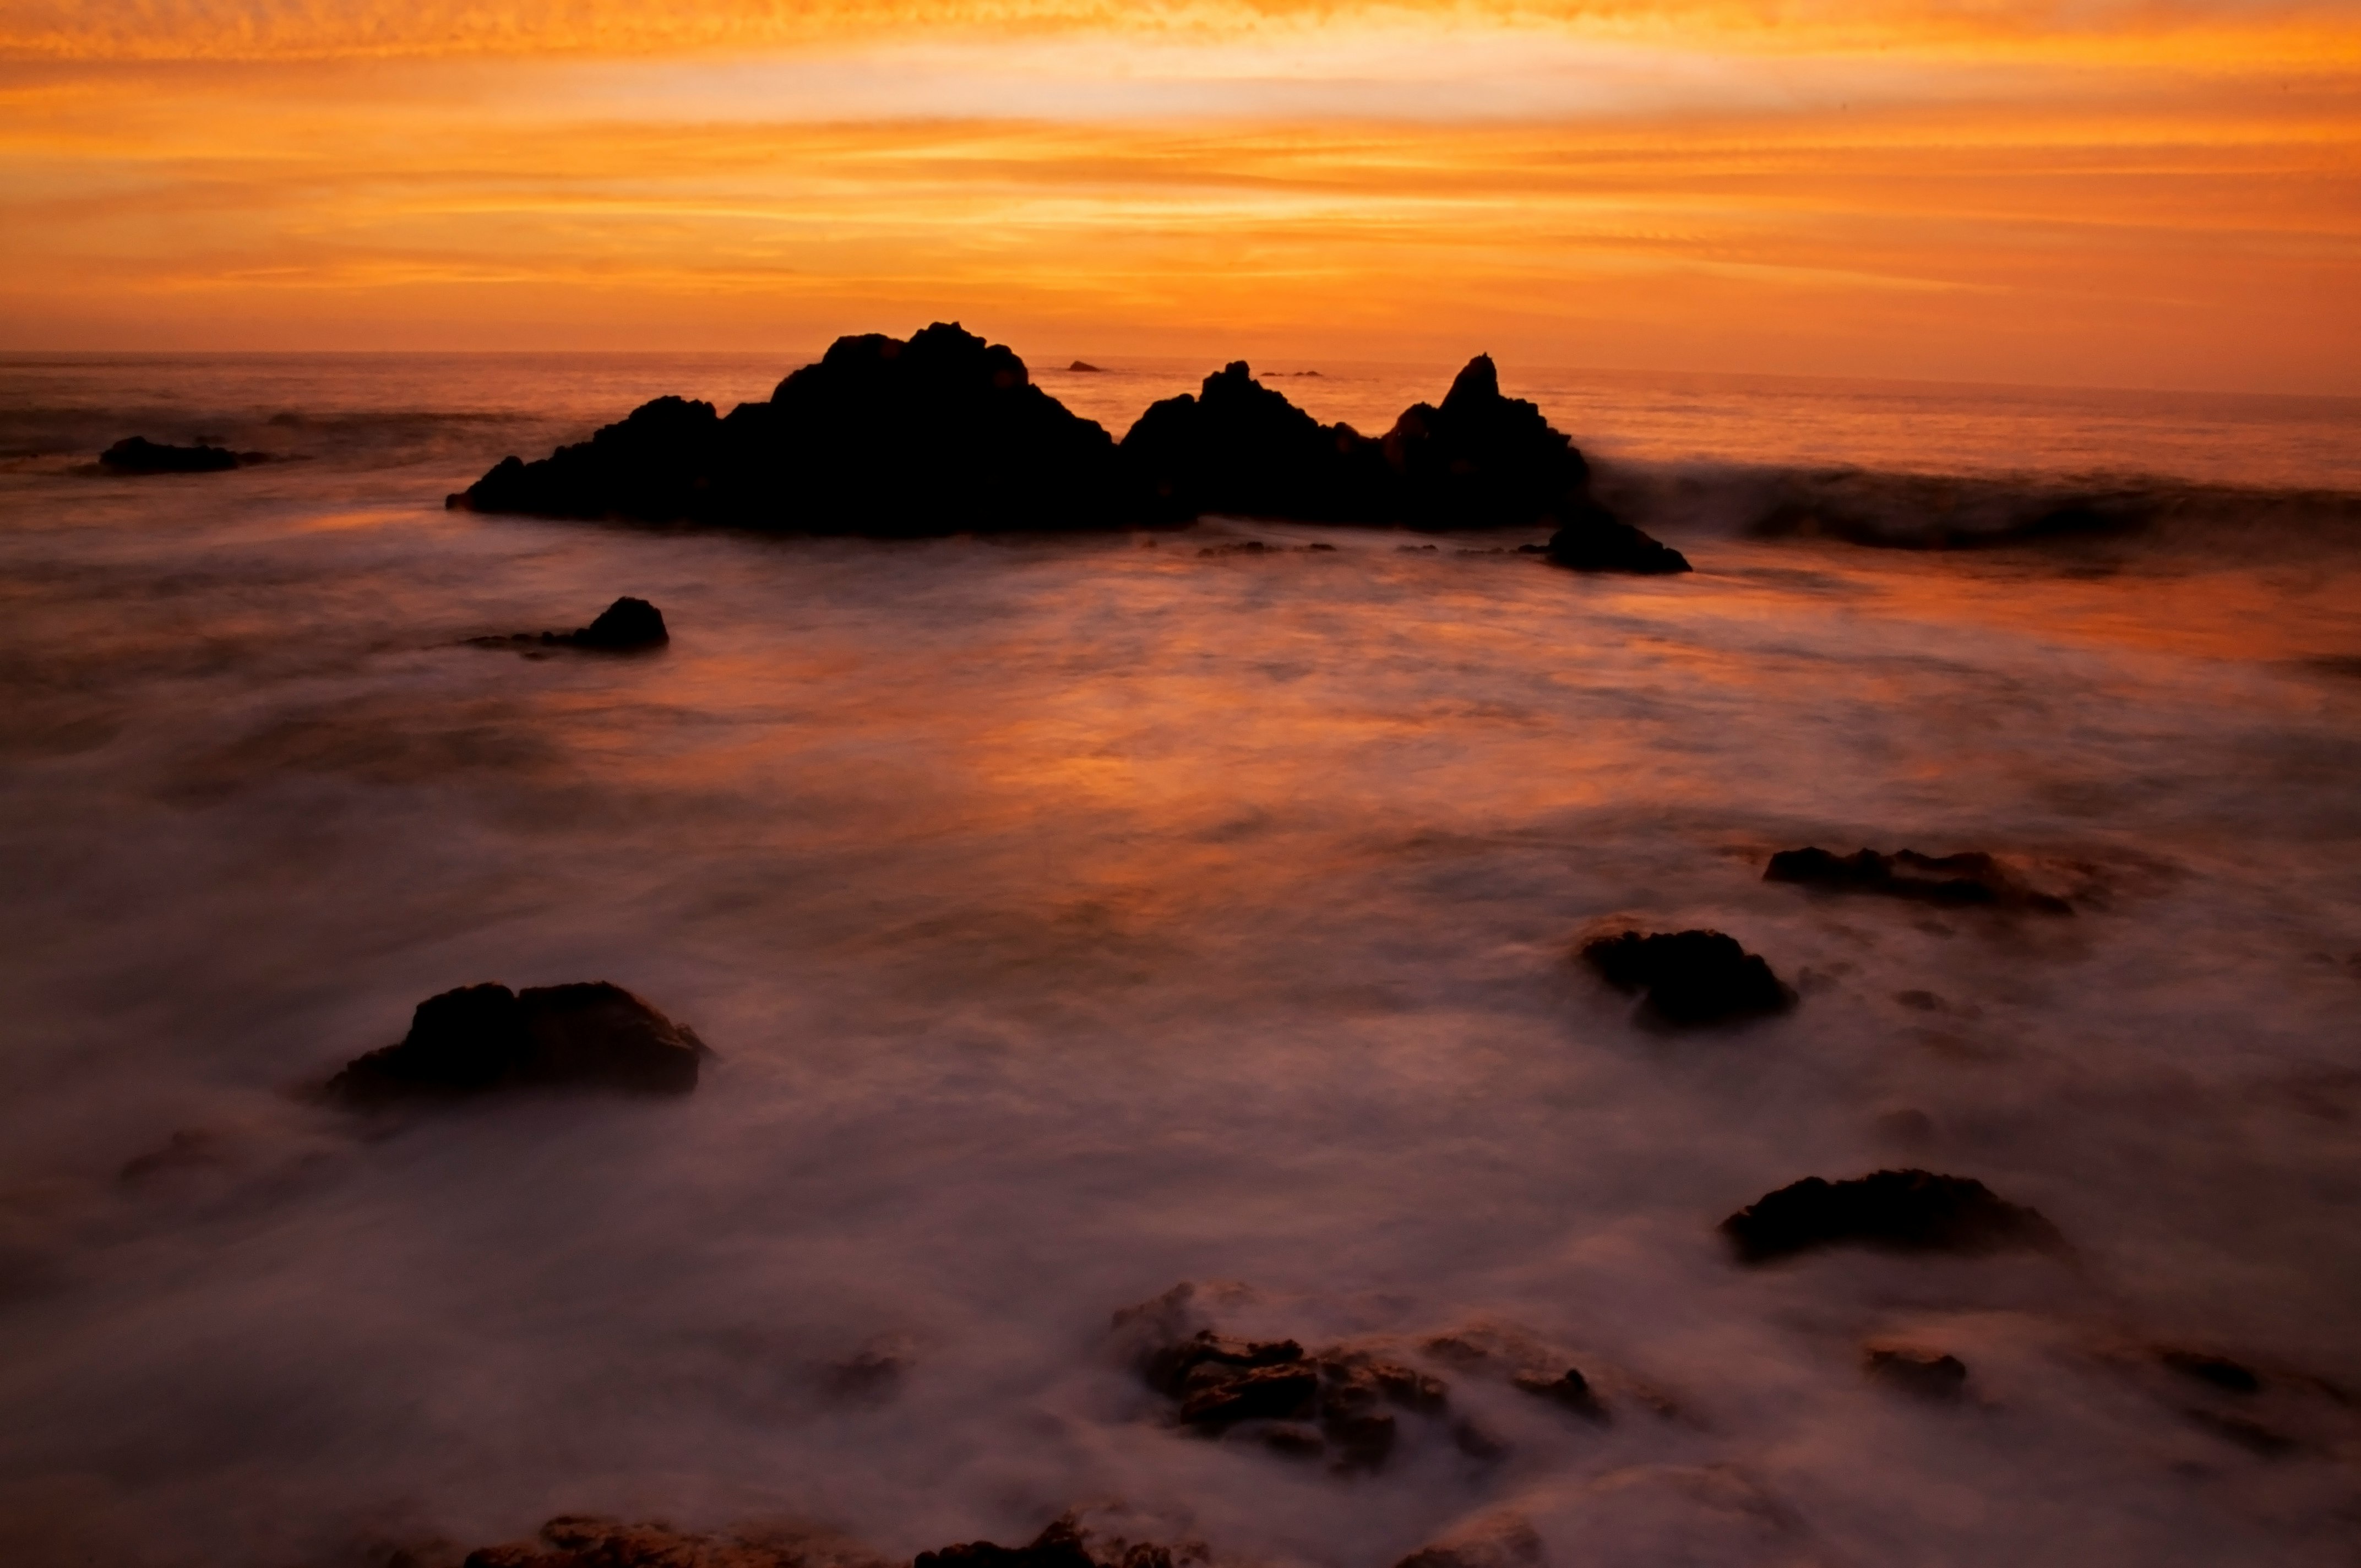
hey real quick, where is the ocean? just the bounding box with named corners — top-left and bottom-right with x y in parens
top-left (2, 350), bottom-right (2359, 1567)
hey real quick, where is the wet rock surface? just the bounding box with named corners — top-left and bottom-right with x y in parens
top-left (471, 596), bottom-right (671, 653)
top-left (1580, 929), bottom-right (1795, 1026)
top-left (1765, 846), bottom-right (2072, 913)
top-left (1116, 1286), bottom-right (1454, 1471)
top-left (98, 435), bottom-right (244, 473)
top-left (460, 1515), bottom-right (887, 1568)
top-left (1721, 1169), bottom-right (2066, 1262)
top-left (327, 982), bottom-right (709, 1104)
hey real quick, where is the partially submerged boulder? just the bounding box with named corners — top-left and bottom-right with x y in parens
top-left (469, 597), bottom-right (669, 653)
top-left (1115, 1286), bottom-right (1450, 1472)
top-left (1865, 1346), bottom-right (1970, 1400)
top-left (1580, 929), bottom-right (1794, 1026)
top-left (1765, 846), bottom-right (2071, 913)
top-left (1721, 1169), bottom-right (2065, 1262)
top-left (99, 435), bottom-right (242, 473)
top-left (327, 982), bottom-right (708, 1104)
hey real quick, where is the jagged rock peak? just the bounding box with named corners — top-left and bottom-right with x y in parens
top-left (1442, 353), bottom-right (1501, 410)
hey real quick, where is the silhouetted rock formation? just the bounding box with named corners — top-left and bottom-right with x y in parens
top-left (328, 982), bottom-right (708, 1104)
top-left (1865, 1347), bottom-right (1970, 1400)
top-left (1765, 846), bottom-right (2071, 913)
top-left (1067, 361), bottom-right (1105, 373)
top-left (472, 596), bottom-right (670, 653)
top-left (1580, 929), bottom-right (1794, 1026)
top-left (453, 323), bottom-right (1126, 534)
top-left (99, 435), bottom-right (241, 473)
top-left (1123, 360), bottom-right (1394, 524)
top-left (450, 328), bottom-right (1690, 569)
top-left (1721, 1169), bottom-right (2065, 1262)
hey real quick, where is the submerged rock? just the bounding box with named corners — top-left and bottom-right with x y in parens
top-left (2158, 1348), bottom-right (2263, 1395)
top-left (1580, 929), bottom-right (1794, 1026)
top-left (1512, 1367), bottom-right (1609, 1422)
top-left (1545, 513), bottom-right (1691, 575)
top-left (1865, 1347), bottom-right (1970, 1400)
top-left (916, 1521), bottom-right (1105, 1568)
top-left (1115, 1286), bottom-right (1450, 1472)
top-left (98, 435), bottom-right (242, 473)
top-left (1765, 846), bottom-right (2071, 913)
top-left (463, 1515), bottom-right (885, 1568)
top-left (327, 982), bottom-right (708, 1104)
top-left (1721, 1169), bottom-right (2065, 1263)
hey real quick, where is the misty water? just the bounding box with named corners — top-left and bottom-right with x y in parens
top-left (3, 352), bottom-right (2360, 1567)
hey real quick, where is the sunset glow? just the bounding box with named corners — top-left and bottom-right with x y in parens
top-left (3, 1), bottom-right (2356, 388)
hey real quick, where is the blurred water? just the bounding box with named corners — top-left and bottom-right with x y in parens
top-left (1, 352), bottom-right (2359, 1568)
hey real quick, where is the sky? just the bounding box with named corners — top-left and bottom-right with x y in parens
top-left (1, 1), bottom-right (2355, 391)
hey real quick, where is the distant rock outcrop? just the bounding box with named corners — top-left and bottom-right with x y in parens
top-left (1765, 846), bottom-right (2071, 913)
top-left (453, 323), bottom-right (1127, 534)
top-left (99, 435), bottom-right (242, 473)
top-left (1067, 360), bottom-right (1105, 373)
top-left (471, 596), bottom-right (670, 653)
top-left (327, 982), bottom-right (708, 1104)
top-left (1122, 360), bottom-right (1395, 524)
top-left (1580, 929), bottom-right (1794, 1026)
top-left (450, 327), bottom-right (1688, 570)
top-left (1721, 1169), bottom-right (2065, 1262)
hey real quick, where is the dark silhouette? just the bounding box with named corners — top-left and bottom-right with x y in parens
top-left (327, 982), bottom-right (708, 1103)
top-left (1067, 360), bottom-right (1105, 372)
top-left (1580, 929), bottom-right (1794, 1025)
top-left (471, 596), bottom-right (670, 653)
top-left (99, 435), bottom-right (241, 473)
top-left (1721, 1169), bottom-right (2065, 1262)
top-left (449, 324), bottom-right (1688, 571)
top-left (1765, 846), bottom-right (2072, 913)
top-left (1866, 1347), bottom-right (1970, 1400)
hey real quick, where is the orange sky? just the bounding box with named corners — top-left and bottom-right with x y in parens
top-left (2, 1), bottom-right (2355, 390)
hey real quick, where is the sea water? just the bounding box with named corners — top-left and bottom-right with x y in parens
top-left (1, 351), bottom-right (2358, 1567)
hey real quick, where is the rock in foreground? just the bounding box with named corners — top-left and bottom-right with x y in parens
top-left (99, 435), bottom-right (242, 473)
top-left (1765, 846), bottom-right (2071, 913)
top-left (327, 982), bottom-right (708, 1104)
top-left (1721, 1169), bottom-right (2065, 1262)
top-left (1580, 929), bottom-right (1794, 1026)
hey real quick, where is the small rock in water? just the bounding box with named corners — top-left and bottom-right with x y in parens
top-left (1580, 928), bottom-right (1795, 1026)
top-left (1115, 1286), bottom-right (1452, 1472)
top-left (1068, 360), bottom-right (1105, 372)
top-left (1865, 1346), bottom-right (1970, 1400)
top-left (1544, 511), bottom-right (1692, 575)
top-left (98, 435), bottom-right (242, 473)
top-left (1764, 846), bottom-right (2072, 914)
top-left (470, 596), bottom-right (670, 653)
top-left (1513, 1366), bottom-right (1609, 1421)
top-left (463, 1514), bottom-right (878, 1568)
top-left (2158, 1348), bottom-right (2263, 1395)
top-left (326, 981), bottom-right (709, 1104)
top-left (1721, 1169), bottom-right (2065, 1262)
top-left (914, 1520), bottom-right (1108, 1568)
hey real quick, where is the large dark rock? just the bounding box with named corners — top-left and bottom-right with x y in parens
top-left (1721, 1169), bottom-right (2065, 1262)
top-left (327, 982), bottom-right (708, 1104)
top-left (1580, 929), bottom-right (1794, 1026)
top-left (1120, 360), bottom-right (1393, 524)
top-left (453, 323), bottom-right (1128, 534)
top-left (450, 332), bottom-right (1690, 568)
top-left (1765, 846), bottom-right (2072, 913)
top-left (99, 435), bottom-right (241, 473)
